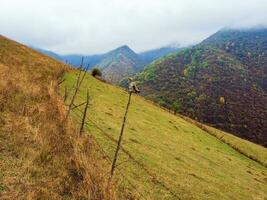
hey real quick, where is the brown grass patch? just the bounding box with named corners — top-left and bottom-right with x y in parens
top-left (0, 35), bottom-right (115, 200)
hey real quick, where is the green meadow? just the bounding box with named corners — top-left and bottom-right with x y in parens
top-left (63, 71), bottom-right (267, 200)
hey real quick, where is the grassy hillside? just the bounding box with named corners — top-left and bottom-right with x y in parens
top-left (63, 71), bottom-right (267, 200)
top-left (0, 35), bottom-right (113, 200)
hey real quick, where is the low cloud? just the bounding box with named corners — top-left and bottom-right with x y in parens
top-left (1, 0), bottom-right (267, 54)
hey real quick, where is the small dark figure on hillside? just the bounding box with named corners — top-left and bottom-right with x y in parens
top-left (128, 77), bottom-right (140, 93)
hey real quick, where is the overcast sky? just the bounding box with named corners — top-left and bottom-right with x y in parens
top-left (1, 0), bottom-right (267, 54)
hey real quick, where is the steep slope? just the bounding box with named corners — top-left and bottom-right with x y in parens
top-left (0, 35), bottom-right (113, 199)
top-left (139, 46), bottom-right (183, 65)
top-left (98, 45), bottom-right (144, 84)
top-left (135, 29), bottom-right (267, 147)
top-left (63, 72), bottom-right (267, 200)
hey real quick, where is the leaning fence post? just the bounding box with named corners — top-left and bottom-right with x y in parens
top-left (80, 89), bottom-right (90, 136)
top-left (64, 58), bottom-right (89, 121)
top-left (107, 77), bottom-right (140, 186)
top-left (64, 85), bottom-right (68, 102)
top-left (109, 91), bottom-right (133, 183)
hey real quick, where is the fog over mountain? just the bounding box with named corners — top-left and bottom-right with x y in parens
top-left (1, 0), bottom-right (267, 54)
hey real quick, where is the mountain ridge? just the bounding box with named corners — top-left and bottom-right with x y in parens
top-left (33, 44), bottom-right (182, 83)
top-left (139, 46), bottom-right (183, 65)
top-left (96, 45), bottom-right (145, 83)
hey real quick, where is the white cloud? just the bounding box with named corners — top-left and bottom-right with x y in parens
top-left (0, 0), bottom-right (267, 54)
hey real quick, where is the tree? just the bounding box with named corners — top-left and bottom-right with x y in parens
top-left (91, 67), bottom-right (102, 77)
top-left (172, 101), bottom-right (181, 114)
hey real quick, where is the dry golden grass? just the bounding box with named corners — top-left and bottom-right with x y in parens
top-left (0, 35), bottom-right (114, 200)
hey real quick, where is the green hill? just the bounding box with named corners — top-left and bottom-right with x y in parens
top-left (62, 71), bottom-right (267, 200)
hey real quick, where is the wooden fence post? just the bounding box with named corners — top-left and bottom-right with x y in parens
top-left (80, 89), bottom-right (90, 136)
top-left (109, 92), bottom-right (132, 183)
top-left (64, 85), bottom-right (68, 102)
top-left (64, 58), bottom-right (90, 121)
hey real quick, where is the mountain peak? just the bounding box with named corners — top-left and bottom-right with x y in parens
top-left (98, 44), bottom-right (143, 84)
top-left (117, 44), bottom-right (130, 49)
top-left (113, 45), bottom-right (134, 53)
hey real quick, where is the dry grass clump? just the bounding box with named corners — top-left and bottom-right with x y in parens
top-left (0, 35), bottom-right (114, 200)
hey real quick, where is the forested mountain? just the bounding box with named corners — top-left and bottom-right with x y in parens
top-left (202, 28), bottom-right (267, 91)
top-left (96, 45), bottom-right (145, 83)
top-left (135, 28), bottom-right (267, 147)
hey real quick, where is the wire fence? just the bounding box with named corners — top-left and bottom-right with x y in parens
top-left (63, 67), bottom-right (267, 199)
top-left (71, 108), bottom-right (149, 199)
top-left (64, 72), bottom-right (267, 200)
top-left (61, 69), bottom-right (151, 198)
top-left (66, 85), bottom-right (155, 199)
top-left (68, 93), bottom-right (182, 199)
